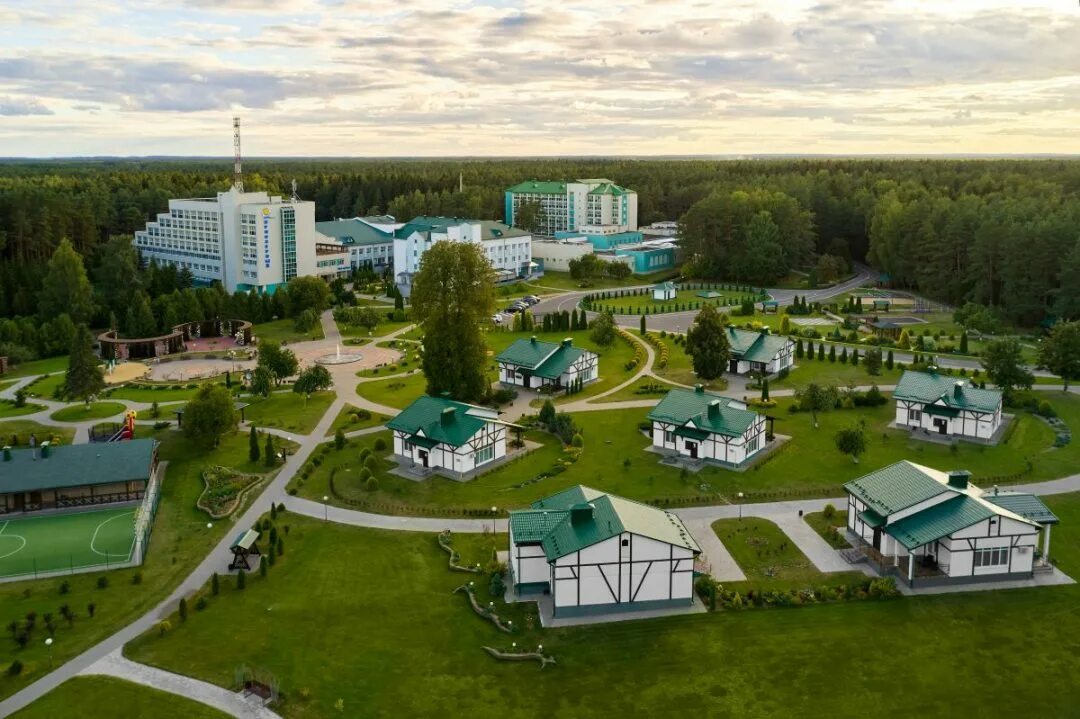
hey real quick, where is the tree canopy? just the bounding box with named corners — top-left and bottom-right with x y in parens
top-left (64, 325), bottom-right (104, 404)
top-left (183, 384), bottom-right (238, 447)
top-left (684, 304), bottom-right (731, 380)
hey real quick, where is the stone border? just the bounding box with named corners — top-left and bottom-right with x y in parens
top-left (437, 531), bottom-right (484, 574)
top-left (482, 646), bottom-right (556, 668)
top-left (196, 466), bottom-right (268, 519)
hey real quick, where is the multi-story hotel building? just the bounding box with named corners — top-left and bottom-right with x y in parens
top-left (504, 179), bottom-right (638, 236)
top-left (133, 186), bottom-right (345, 293)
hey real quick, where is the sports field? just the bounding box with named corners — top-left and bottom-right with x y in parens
top-left (0, 507), bottom-right (137, 579)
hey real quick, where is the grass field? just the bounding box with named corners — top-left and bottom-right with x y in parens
top-left (0, 399), bottom-right (45, 419)
top-left (252, 318), bottom-right (325, 346)
top-left (803, 509), bottom-right (851, 549)
top-left (12, 676), bottom-right (231, 719)
top-left (771, 356), bottom-right (905, 389)
top-left (323, 403), bottom-right (387, 437)
top-left (646, 331), bottom-right (727, 390)
top-left (0, 420), bottom-right (75, 447)
top-left (589, 287), bottom-right (735, 315)
top-left (0, 428), bottom-right (294, 700)
top-left (355, 371), bottom-right (427, 410)
top-left (23, 373), bottom-right (66, 401)
top-left (125, 494), bottom-right (1080, 719)
top-left (0, 507), bottom-right (137, 579)
top-left (241, 390), bottom-right (335, 435)
top-left (711, 518), bottom-right (859, 588)
top-left (526, 269), bottom-right (679, 292)
top-left (49, 402), bottom-right (127, 423)
top-left (105, 379), bottom-right (225, 403)
top-left (2, 357), bottom-right (71, 379)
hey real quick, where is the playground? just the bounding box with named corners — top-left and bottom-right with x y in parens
top-left (0, 507), bottom-right (137, 580)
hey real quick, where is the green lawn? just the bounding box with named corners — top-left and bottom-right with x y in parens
top-left (323, 403), bottom-right (388, 437)
top-left (0, 399), bottom-right (45, 419)
top-left (485, 329), bottom-right (639, 405)
top-left (648, 332), bottom-right (728, 390)
top-left (104, 378), bottom-right (227, 403)
top-left (23, 373), bottom-right (66, 401)
top-left (772, 355), bottom-right (905, 389)
top-left (0, 420), bottom-right (75, 446)
top-left (0, 379), bottom-right (15, 393)
top-left (2, 356), bottom-right (70, 379)
top-left (803, 509), bottom-right (851, 549)
top-left (0, 428), bottom-right (295, 700)
top-left (526, 269), bottom-right (678, 292)
top-left (252, 318), bottom-right (325, 346)
top-left (589, 287), bottom-right (734, 315)
top-left (241, 390), bottom-right (336, 435)
top-left (337, 310), bottom-right (414, 339)
top-left (11, 676), bottom-right (230, 719)
top-left (123, 494), bottom-right (1080, 719)
top-left (301, 393), bottom-right (1079, 513)
top-left (49, 401), bottom-right (127, 423)
top-left (712, 518), bottom-right (863, 590)
top-left (592, 378), bottom-right (673, 404)
top-left (355, 372), bottom-right (427, 410)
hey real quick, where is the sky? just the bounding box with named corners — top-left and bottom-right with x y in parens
top-left (0, 0), bottom-right (1077, 157)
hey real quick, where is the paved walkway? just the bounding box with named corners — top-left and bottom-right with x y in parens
top-left (82, 649), bottom-right (281, 719)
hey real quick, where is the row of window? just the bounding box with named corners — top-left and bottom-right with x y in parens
top-left (973, 547), bottom-right (1009, 568)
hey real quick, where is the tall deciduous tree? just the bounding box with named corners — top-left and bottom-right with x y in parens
top-left (183, 384), bottom-right (237, 447)
top-left (835, 423), bottom-right (868, 463)
top-left (795, 382), bottom-right (838, 428)
top-left (294, 365), bottom-right (332, 396)
top-left (684, 304), bottom-right (730, 381)
top-left (257, 342), bottom-right (299, 385)
top-left (1038, 321), bottom-right (1080, 391)
top-left (410, 241), bottom-right (495, 401)
top-left (65, 325), bottom-right (104, 405)
top-left (40, 238), bottom-right (94, 324)
top-left (981, 338), bottom-right (1033, 402)
top-left (281, 276), bottom-right (331, 316)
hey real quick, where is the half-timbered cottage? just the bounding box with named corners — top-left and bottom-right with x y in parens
top-left (647, 386), bottom-right (767, 467)
top-left (387, 395), bottom-right (513, 478)
top-left (893, 370), bottom-right (1003, 441)
top-left (508, 486), bottom-right (701, 618)
top-left (496, 337), bottom-right (598, 391)
top-left (724, 328), bottom-right (794, 375)
top-left (844, 461), bottom-right (1057, 587)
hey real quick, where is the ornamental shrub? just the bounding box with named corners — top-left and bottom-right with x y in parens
top-left (373, 437), bottom-right (387, 451)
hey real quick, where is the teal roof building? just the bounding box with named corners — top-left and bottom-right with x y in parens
top-left (496, 337), bottom-right (598, 391)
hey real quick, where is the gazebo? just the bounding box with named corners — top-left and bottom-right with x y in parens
top-left (229, 528), bottom-right (262, 570)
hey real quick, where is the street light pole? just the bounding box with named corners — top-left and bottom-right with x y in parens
top-left (491, 506), bottom-right (498, 534)
top-left (323, 495), bottom-right (329, 521)
top-left (737, 492), bottom-right (744, 520)
top-left (45, 637), bottom-right (53, 668)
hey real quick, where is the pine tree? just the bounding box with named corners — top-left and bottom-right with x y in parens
top-left (761, 377), bottom-right (770, 401)
top-left (828, 345), bottom-right (836, 362)
top-left (851, 348), bottom-right (859, 366)
top-left (249, 426), bottom-right (260, 463)
top-left (818, 344), bottom-right (826, 361)
top-left (640, 313), bottom-right (646, 334)
top-left (211, 572), bottom-right (220, 596)
top-left (796, 339), bottom-right (804, 359)
top-left (65, 326), bottom-right (105, 406)
top-left (960, 332), bottom-right (969, 353)
top-left (264, 434), bottom-right (275, 467)
top-left (886, 350), bottom-right (894, 370)
top-left (237, 570), bottom-right (246, 590)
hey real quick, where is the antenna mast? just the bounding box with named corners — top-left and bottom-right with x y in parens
top-left (232, 116), bottom-right (244, 192)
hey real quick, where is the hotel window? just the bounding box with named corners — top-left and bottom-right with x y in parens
top-left (973, 547), bottom-right (1008, 568)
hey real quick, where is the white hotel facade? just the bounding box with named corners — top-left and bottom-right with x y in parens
top-left (133, 186), bottom-right (346, 294)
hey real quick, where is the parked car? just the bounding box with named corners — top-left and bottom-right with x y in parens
top-left (491, 314), bottom-right (504, 324)
top-left (505, 304), bottom-right (524, 314)
top-left (523, 295), bottom-right (540, 305)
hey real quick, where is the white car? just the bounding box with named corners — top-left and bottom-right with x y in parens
top-left (491, 314), bottom-right (504, 324)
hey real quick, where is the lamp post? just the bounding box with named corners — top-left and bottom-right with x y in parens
top-left (206, 523), bottom-right (213, 530)
top-left (737, 492), bottom-right (744, 520)
top-left (491, 506), bottom-right (498, 534)
top-left (323, 495), bottom-right (329, 521)
top-left (45, 637), bottom-right (53, 668)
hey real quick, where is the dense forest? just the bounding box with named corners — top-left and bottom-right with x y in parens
top-left (0, 158), bottom-right (1077, 342)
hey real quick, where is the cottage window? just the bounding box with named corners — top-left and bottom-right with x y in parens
top-left (473, 444), bottom-right (495, 466)
top-left (908, 408), bottom-right (922, 423)
top-left (664, 431), bottom-right (674, 444)
top-left (973, 547), bottom-right (1008, 568)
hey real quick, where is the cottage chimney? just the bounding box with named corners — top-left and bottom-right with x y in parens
top-left (40, 441), bottom-right (51, 459)
top-left (570, 502), bottom-right (594, 525)
top-left (707, 399), bottom-right (720, 418)
top-left (947, 470), bottom-right (971, 489)
top-left (440, 407), bottom-right (456, 425)
top-left (562, 338), bottom-right (572, 348)
top-left (2, 446), bottom-right (10, 461)
top-left (694, 384), bottom-right (704, 394)
top-left (530, 335), bottom-right (537, 344)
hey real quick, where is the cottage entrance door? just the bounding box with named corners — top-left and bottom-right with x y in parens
top-left (934, 418), bottom-right (947, 435)
top-left (687, 442), bottom-right (698, 459)
top-left (419, 450), bottom-right (429, 468)
top-left (728, 359), bottom-right (739, 373)
top-left (872, 527), bottom-right (881, 551)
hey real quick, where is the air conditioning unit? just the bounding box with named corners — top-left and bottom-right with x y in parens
top-left (1018, 546), bottom-right (1030, 554)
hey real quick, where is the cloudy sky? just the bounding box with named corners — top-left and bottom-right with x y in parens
top-left (0, 0), bottom-right (1077, 157)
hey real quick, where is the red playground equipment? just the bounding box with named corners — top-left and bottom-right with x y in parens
top-left (88, 410), bottom-right (137, 443)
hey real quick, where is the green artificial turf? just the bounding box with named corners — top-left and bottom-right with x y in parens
top-left (11, 676), bottom-right (231, 719)
top-left (241, 391), bottom-right (336, 435)
top-left (252, 319), bottom-right (325, 346)
top-left (49, 402), bottom-right (127, 423)
top-left (124, 495), bottom-right (1080, 719)
top-left (0, 428), bottom-right (296, 700)
top-left (0, 507), bottom-right (137, 579)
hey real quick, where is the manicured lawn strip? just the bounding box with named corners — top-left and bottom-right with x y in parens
top-left (0, 420), bottom-right (75, 446)
top-left (713, 518), bottom-right (827, 583)
top-left (0, 400), bottom-right (45, 418)
top-left (0, 379), bottom-right (15, 393)
top-left (252, 319), bottom-right (325, 346)
top-left (241, 391), bottom-right (335, 435)
top-left (355, 344), bottom-right (418, 378)
top-left (589, 287), bottom-right (736, 316)
top-left (592, 379), bottom-right (673, 404)
top-left (526, 269), bottom-right (679, 292)
top-left (323, 403), bottom-right (388, 437)
top-left (485, 329), bottom-right (638, 405)
top-left (11, 676), bottom-right (230, 719)
top-left (337, 314), bottom-right (414, 339)
top-left (126, 498), bottom-right (1080, 719)
top-left (23, 373), bottom-right (67, 401)
top-left (355, 372), bottom-right (427, 410)
top-left (3, 357), bottom-right (70, 379)
top-left (771, 358), bottom-right (904, 389)
top-left (49, 401), bottom-right (127, 423)
top-left (104, 380), bottom-right (227, 403)
top-left (803, 510), bottom-right (851, 549)
top-left (0, 428), bottom-right (295, 700)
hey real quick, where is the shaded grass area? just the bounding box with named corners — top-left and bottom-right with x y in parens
top-left (0, 420), bottom-right (75, 446)
top-left (11, 676), bottom-right (231, 719)
top-left (0, 428), bottom-right (294, 700)
top-left (49, 401), bottom-right (127, 423)
top-left (3, 357), bottom-right (70, 379)
top-left (0, 400), bottom-right (45, 418)
top-left (252, 319), bottom-right (324, 346)
top-left (124, 496), bottom-right (1080, 719)
top-left (241, 390), bottom-right (335, 435)
top-left (22, 373), bottom-right (66, 401)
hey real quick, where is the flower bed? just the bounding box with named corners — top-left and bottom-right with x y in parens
top-left (197, 465), bottom-right (266, 518)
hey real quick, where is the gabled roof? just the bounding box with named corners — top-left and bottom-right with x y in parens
top-left (587, 182), bottom-right (627, 196)
top-left (725, 328), bottom-right (791, 364)
top-left (984, 491), bottom-right (1059, 525)
top-left (886, 495), bottom-right (995, 550)
top-left (647, 387), bottom-right (759, 438)
top-left (0, 439), bottom-right (157, 494)
top-left (386, 395), bottom-right (497, 448)
top-left (314, 218), bottom-right (394, 247)
top-left (496, 338), bottom-right (587, 379)
top-left (894, 370), bottom-right (1002, 413)
top-left (507, 181), bottom-right (568, 194)
top-left (395, 216), bottom-right (529, 242)
top-left (653, 281), bottom-right (677, 291)
top-left (511, 486), bottom-right (700, 561)
top-left (231, 529), bottom-right (260, 551)
top-left (843, 461), bottom-right (951, 517)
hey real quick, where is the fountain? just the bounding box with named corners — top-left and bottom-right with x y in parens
top-left (316, 341), bottom-right (363, 366)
